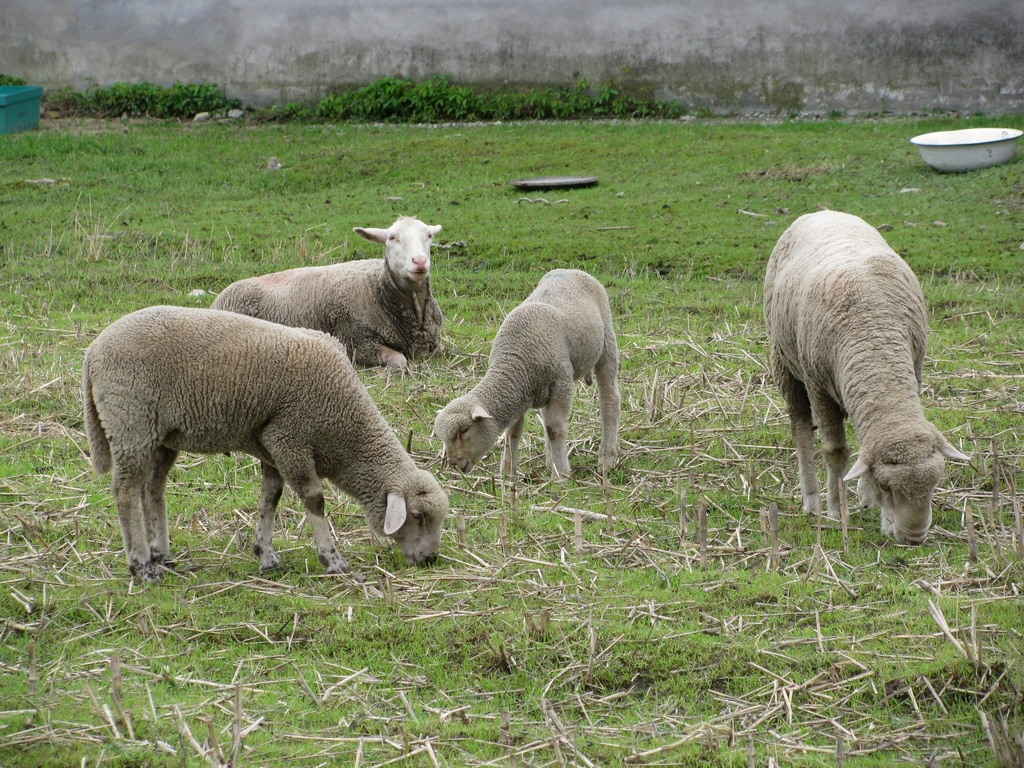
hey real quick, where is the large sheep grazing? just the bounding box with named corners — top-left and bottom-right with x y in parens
top-left (211, 216), bottom-right (443, 369)
top-left (434, 269), bottom-right (620, 481)
top-left (764, 210), bottom-right (968, 544)
top-left (83, 306), bottom-right (448, 583)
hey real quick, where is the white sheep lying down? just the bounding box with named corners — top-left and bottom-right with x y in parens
top-left (212, 216), bottom-right (443, 369)
top-left (434, 269), bottom-right (620, 481)
top-left (83, 306), bottom-right (448, 583)
top-left (764, 211), bottom-right (968, 544)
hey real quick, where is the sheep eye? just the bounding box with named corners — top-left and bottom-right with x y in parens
top-left (879, 484), bottom-right (891, 494)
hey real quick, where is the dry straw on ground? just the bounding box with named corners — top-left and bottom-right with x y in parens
top-left (1, 303), bottom-right (1022, 767)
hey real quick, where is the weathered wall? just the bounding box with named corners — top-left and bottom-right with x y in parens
top-left (2, 0), bottom-right (1023, 114)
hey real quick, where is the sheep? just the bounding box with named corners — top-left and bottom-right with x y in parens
top-left (211, 216), bottom-right (443, 369)
top-left (434, 269), bottom-right (620, 481)
top-left (763, 210), bottom-right (969, 545)
top-left (82, 305), bottom-right (448, 583)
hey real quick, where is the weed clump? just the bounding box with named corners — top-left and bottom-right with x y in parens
top-left (47, 80), bottom-right (241, 119)
top-left (296, 75), bottom-right (685, 122)
top-left (40, 75), bottom-right (685, 122)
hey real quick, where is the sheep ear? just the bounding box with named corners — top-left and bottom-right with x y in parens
top-left (428, 224), bottom-right (442, 237)
top-left (384, 493), bottom-right (407, 535)
top-left (354, 226), bottom-right (388, 244)
top-left (470, 405), bottom-right (493, 422)
top-left (939, 441), bottom-right (970, 462)
top-left (843, 457), bottom-right (871, 482)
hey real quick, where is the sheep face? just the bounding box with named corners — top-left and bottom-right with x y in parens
top-left (372, 470), bottom-right (448, 566)
top-left (852, 455), bottom-right (945, 545)
top-left (354, 217), bottom-right (442, 285)
top-left (848, 433), bottom-right (968, 544)
top-left (434, 398), bottom-right (502, 473)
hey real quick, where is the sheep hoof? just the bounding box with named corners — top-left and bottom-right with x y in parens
top-left (598, 453), bottom-right (617, 475)
top-left (349, 571), bottom-right (366, 584)
top-left (322, 552), bottom-right (351, 575)
top-left (801, 496), bottom-right (821, 516)
top-left (131, 559), bottom-right (163, 584)
top-left (257, 550), bottom-right (282, 571)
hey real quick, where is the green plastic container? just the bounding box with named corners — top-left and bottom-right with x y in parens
top-left (0, 86), bottom-right (43, 134)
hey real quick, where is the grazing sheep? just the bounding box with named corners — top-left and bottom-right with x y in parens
top-left (83, 306), bottom-right (448, 583)
top-left (212, 216), bottom-right (443, 368)
top-left (764, 210), bottom-right (969, 544)
top-left (434, 269), bottom-right (620, 481)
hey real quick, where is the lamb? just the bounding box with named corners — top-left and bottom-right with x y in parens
top-left (212, 216), bottom-right (443, 368)
top-left (82, 305), bottom-right (448, 583)
top-left (763, 210), bottom-right (969, 545)
top-left (434, 269), bottom-right (620, 481)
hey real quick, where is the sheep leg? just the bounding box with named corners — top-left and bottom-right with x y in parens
top-left (142, 445), bottom-right (178, 566)
top-left (270, 454), bottom-right (353, 575)
top-left (791, 415), bottom-right (821, 515)
top-left (304, 507), bottom-right (352, 575)
top-left (852, 476), bottom-right (892, 534)
top-left (779, 371), bottom-right (820, 516)
top-left (254, 462), bottom-right (284, 571)
top-left (879, 503), bottom-right (896, 538)
top-left (594, 350), bottom-right (621, 474)
top-left (813, 399), bottom-right (850, 521)
top-left (540, 384), bottom-right (573, 482)
top-left (111, 460), bottom-right (162, 583)
top-left (502, 414), bottom-right (525, 477)
top-left (377, 345), bottom-right (409, 369)
top-left (293, 481), bottom-right (353, 576)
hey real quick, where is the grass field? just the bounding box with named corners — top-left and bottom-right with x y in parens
top-left (1, 114), bottom-right (1023, 767)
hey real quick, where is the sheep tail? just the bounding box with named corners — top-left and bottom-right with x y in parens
top-left (82, 360), bottom-right (112, 475)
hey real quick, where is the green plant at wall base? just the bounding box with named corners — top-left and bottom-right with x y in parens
top-left (50, 80), bottom-right (241, 118)
top-left (0, 74), bottom-right (28, 86)
top-left (309, 76), bottom-right (639, 122)
top-left (81, 81), bottom-right (165, 117)
top-left (154, 81), bottom-right (241, 118)
top-left (45, 75), bottom-right (681, 122)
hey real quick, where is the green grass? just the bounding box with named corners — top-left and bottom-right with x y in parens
top-left (1, 114), bottom-right (1022, 767)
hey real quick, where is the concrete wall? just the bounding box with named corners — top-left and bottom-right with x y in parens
top-left (2, 0), bottom-right (1023, 115)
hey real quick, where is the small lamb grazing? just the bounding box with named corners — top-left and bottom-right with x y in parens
top-left (211, 216), bottom-right (443, 368)
top-left (434, 269), bottom-right (620, 481)
top-left (763, 210), bottom-right (969, 544)
top-left (83, 306), bottom-right (448, 583)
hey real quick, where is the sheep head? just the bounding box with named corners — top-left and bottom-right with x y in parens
top-left (434, 397), bottom-right (503, 473)
top-left (371, 469), bottom-right (448, 566)
top-left (354, 216), bottom-right (442, 286)
top-left (845, 433), bottom-right (969, 545)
